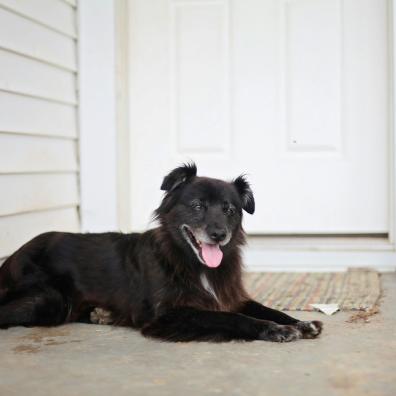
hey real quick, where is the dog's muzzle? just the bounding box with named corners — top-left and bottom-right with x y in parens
top-left (180, 225), bottom-right (230, 268)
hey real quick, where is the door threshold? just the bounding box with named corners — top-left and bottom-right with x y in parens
top-left (246, 234), bottom-right (393, 252)
top-left (244, 235), bottom-right (396, 272)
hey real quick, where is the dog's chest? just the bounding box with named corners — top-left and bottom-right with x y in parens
top-left (200, 273), bottom-right (219, 302)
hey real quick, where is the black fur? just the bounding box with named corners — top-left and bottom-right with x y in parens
top-left (0, 163), bottom-right (322, 342)
top-left (160, 162), bottom-right (197, 192)
top-left (232, 175), bottom-right (255, 214)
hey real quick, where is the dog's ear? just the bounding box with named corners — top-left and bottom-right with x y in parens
top-left (161, 162), bottom-right (197, 192)
top-left (233, 175), bottom-right (255, 214)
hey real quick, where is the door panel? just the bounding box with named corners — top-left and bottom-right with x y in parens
top-left (127, 0), bottom-right (389, 233)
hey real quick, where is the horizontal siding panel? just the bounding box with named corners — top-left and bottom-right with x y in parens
top-left (0, 173), bottom-right (79, 216)
top-left (0, 49), bottom-right (76, 103)
top-left (0, 133), bottom-right (78, 173)
top-left (0, 207), bottom-right (79, 258)
top-left (0, 91), bottom-right (77, 138)
top-left (0, 0), bottom-right (76, 37)
top-left (0, 7), bottom-right (76, 70)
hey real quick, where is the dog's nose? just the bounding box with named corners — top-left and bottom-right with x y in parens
top-left (210, 230), bottom-right (226, 243)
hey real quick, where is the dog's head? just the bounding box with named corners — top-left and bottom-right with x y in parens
top-left (155, 163), bottom-right (254, 268)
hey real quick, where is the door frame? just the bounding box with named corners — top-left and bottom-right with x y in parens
top-left (79, 0), bottom-right (396, 271)
top-left (78, 0), bottom-right (119, 232)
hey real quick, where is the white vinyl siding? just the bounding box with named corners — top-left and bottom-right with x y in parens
top-left (0, 208), bottom-right (79, 255)
top-left (0, 0), bottom-right (79, 258)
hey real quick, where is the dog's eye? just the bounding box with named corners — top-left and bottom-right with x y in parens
top-left (223, 204), bottom-right (235, 216)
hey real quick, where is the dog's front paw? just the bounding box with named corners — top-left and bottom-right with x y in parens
top-left (258, 323), bottom-right (302, 342)
top-left (296, 320), bottom-right (323, 339)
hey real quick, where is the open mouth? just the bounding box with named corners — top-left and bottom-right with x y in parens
top-left (181, 225), bottom-right (223, 268)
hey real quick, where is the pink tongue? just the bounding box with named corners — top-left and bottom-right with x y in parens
top-left (201, 243), bottom-right (223, 268)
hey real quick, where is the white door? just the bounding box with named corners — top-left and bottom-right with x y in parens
top-left (127, 0), bottom-right (389, 234)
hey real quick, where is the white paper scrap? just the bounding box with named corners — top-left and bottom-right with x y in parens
top-left (310, 303), bottom-right (339, 315)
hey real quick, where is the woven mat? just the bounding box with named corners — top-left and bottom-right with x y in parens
top-left (244, 269), bottom-right (381, 311)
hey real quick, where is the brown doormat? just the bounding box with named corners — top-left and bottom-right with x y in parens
top-left (244, 269), bottom-right (381, 311)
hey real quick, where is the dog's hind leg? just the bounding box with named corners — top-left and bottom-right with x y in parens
top-left (237, 300), bottom-right (323, 339)
top-left (141, 306), bottom-right (303, 342)
top-left (0, 286), bottom-right (68, 329)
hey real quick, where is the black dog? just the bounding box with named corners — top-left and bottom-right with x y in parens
top-left (0, 163), bottom-right (322, 342)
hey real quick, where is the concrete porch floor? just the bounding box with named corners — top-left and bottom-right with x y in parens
top-left (0, 274), bottom-right (395, 396)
